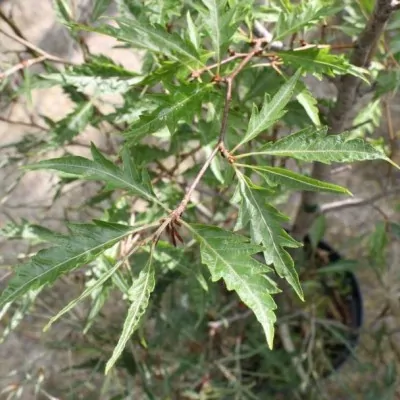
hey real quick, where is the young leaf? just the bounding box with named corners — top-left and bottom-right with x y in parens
top-left (0, 221), bottom-right (135, 308)
top-left (25, 144), bottom-right (164, 207)
top-left (124, 84), bottom-right (213, 144)
top-left (49, 101), bottom-right (94, 144)
top-left (239, 164), bottom-right (351, 194)
top-left (235, 69), bottom-right (301, 150)
top-left (105, 252), bottom-right (155, 373)
top-left (186, 11), bottom-right (200, 50)
top-left (243, 126), bottom-right (397, 166)
top-left (278, 48), bottom-right (368, 82)
top-left (188, 224), bottom-right (280, 349)
top-left (235, 172), bottom-right (303, 300)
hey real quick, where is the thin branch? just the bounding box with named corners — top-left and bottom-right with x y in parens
top-left (0, 27), bottom-right (77, 66)
top-left (320, 187), bottom-right (400, 213)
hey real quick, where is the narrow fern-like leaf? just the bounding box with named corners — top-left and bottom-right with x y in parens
top-left (124, 84), bottom-right (213, 143)
top-left (239, 164), bottom-right (350, 194)
top-left (235, 70), bottom-right (301, 150)
top-left (105, 252), bottom-right (155, 373)
top-left (188, 223), bottom-right (280, 348)
top-left (239, 126), bottom-right (398, 167)
top-left (0, 221), bottom-right (135, 308)
top-left (235, 172), bottom-right (303, 300)
top-left (26, 144), bottom-right (165, 207)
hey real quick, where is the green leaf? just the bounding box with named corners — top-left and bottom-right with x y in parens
top-left (244, 126), bottom-right (396, 166)
top-left (235, 69), bottom-right (301, 150)
top-left (296, 86), bottom-right (320, 126)
top-left (0, 221), bottom-right (135, 308)
top-left (105, 252), bottom-right (155, 373)
top-left (40, 73), bottom-right (143, 96)
top-left (50, 101), bottom-right (94, 144)
top-left (44, 256), bottom-right (123, 332)
top-left (188, 224), bottom-right (280, 348)
top-left (200, 0), bottom-right (238, 67)
top-left (92, 0), bottom-right (112, 21)
top-left (273, 1), bottom-right (340, 41)
top-left (71, 17), bottom-right (202, 67)
top-left (186, 11), bottom-right (200, 50)
top-left (235, 172), bottom-right (303, 300)
top-left (25, 144), bottom-right (163, 207)
top-left (53, 0), bottom-right (72, 25)
top-left (239, 164), bottom-right (351, 194)
top-left (278, 48), bottom-right (368, 82)
top-left (124, 84), bottom-right (213, 144)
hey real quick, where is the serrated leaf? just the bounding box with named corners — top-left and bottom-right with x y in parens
top-left (105, 252), bottom-right (155, 373)
top-left (188, 224), bottom-right (280, 348)
top-left (41, 73), bottom-right (143, 95)
top-left (235, 70), bottom-right (301, 150)
top-left (200, 0), bottom-right (238, 67)
top-left (239, 164), bottom-right (350, 194)
top-left (44, 256), bottom-right (123, 332)
top-left (273, 1), bottom-right (340, 41)
top-left (124, 84), bottom-right (213, 144)
top-left (186, 11), bottom-right (200, 50)
top-left (70, 17), bottom-right (202, 67)
top-left (50, 101), bottom-right (93, 144)
top-left (244, 126), bottom-right (396, 166)
top-left (278, 47), bottom-right (368, 82)
top-left (296, 86), bottom-right (320, 126)
top-left (92, 0), bottom-right (112, 21)
top-left (235, 173), bottom-right (303, 299)
top-left (25, 144), bottom-right (164, 207)
top-left (0, 221), bottom-right (135, 308)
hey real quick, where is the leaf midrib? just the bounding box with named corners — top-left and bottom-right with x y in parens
top-left (2, 229), bottom-right (131, 306)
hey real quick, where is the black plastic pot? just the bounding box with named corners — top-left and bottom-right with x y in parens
top-left (237, 239), bottom-right (364, 397)
top-left (312, 239), bottom-right (363, 373)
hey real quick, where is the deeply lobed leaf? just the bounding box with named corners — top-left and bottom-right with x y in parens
top-left (235, 173), bottom-right (303, 299)
top-left (0, 221), bottom-right (134, 308)
top-left (189, 224), bottom-right (280, 348)
top-left (246, 126), bottom-right (396, 165)
top-left (26, 144), bottom-right (163, 206)
top-left (236, 69), bottom-right (302, 150)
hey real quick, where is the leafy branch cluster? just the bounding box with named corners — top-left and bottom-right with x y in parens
top-left (1, 0), bottom-right (400, 387)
